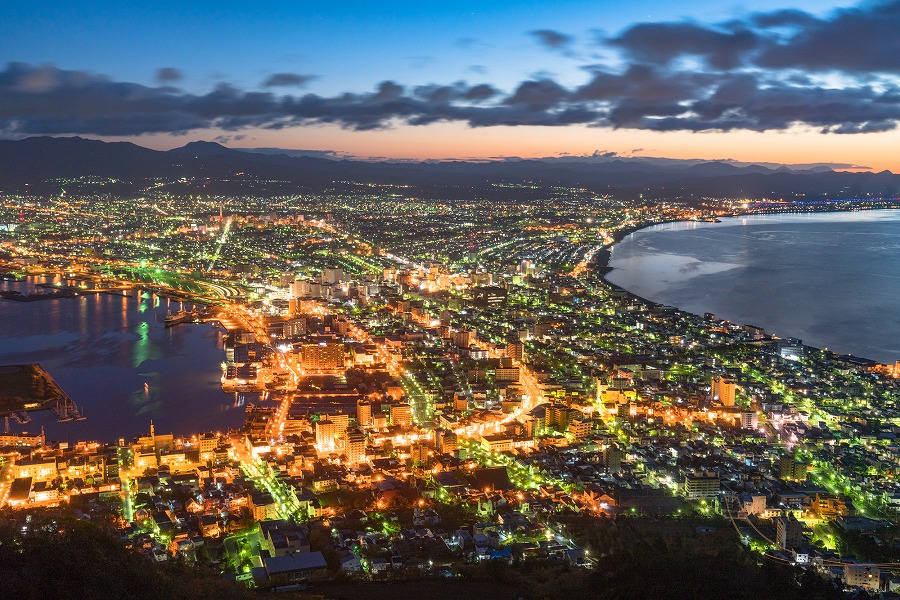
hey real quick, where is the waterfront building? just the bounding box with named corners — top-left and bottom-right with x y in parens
top-left (0, 428), bottom-right (45, 447)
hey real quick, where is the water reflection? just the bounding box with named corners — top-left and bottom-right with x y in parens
top-left (607, 210), bottom-right (900, 363)
top-left (0, 276), bottom-right (241, 443)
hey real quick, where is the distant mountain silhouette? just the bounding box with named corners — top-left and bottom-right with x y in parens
top-left (1, 136), bottom-right (897, 200)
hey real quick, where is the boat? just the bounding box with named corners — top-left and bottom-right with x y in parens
top-left (51, 397), bottom-right (86, 422)
top-left (164, 307), bottom-right (201, 327)
top-left (10, 411), bottom-right (32, 424)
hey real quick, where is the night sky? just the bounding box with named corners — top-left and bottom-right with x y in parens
top-left (1, 0), bottom-right (898, 170)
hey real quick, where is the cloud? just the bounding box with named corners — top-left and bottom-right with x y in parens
top-left (213, 133), bottom-right (246, 144)
top-left (261, 72), bottom-right (315, 87)
top-left (606, 0), bottom-right (900, 75)
top-left (155, 67), bottom-right (183, 83)
top-left (753, 1), bottom-right (900, 74)
top-left (2, 5), bottom-right (900, 143)
top-left (240, 147), bottom-right (351, 159)
top-left (505, 79), bottom-right (568, 109)
top-left (530, 29), bottom-right (573, 50)
top-left (609, 22), bottom-right (759, 70)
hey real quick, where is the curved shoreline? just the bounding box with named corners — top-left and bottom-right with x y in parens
top-left (595, 206), bottom-right (900, 367)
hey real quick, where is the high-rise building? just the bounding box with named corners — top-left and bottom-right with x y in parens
top-left (603, 445), bottom-right (624, 472)
top-left (775, 514), bottom-right (805, 549)
top-left (779, 456), bottom-right (808, 482)
top-left (284, 317), bottom-right (306, 338)
top-left (356, 399), bottom-right (372, 428)
top-left (441, 430), bottom-right (458, 454)
top-left (301, 342), bottom-right (345, 372)
top-left (450, 330), bottom-right (471, 348)
top-left (471, 285), bottom-right (507, 307)
top-left (741, 410), bottom-right (758, 429)
top-left (684, 470), bottom-right (720, 499)
top-left (290, 279), bottom-right (310, 299)
top-left (330, 412), bottom-right (349, 438)
top-left (495, 367), bottom-right (520, 383)
top-left (390, 403), bottom-right (412, 427)
top-left (345, 429), bottom-right (367, 465)
top-left (711, 377), bottom-right (736, 406)
top-left (315, 417), bottom-right (336, 454)
top-left (505, 341), bottom-right (524, 361)
top-left (568, 418), bottom-right (591, 440)
top-left (333, 316), bottom-right (350, 336)
top-left (844, 565), bottom-right (880, 592)
top-left (410, 444), bottom-right (429, 465)
top-left (322, 268), bottom-right (344, 284)
top-left (434, 428), bottom-right (458, 454)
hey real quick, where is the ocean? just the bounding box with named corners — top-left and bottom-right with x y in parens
top-left (606, 210), bottom-right (900, 364)
top-left (0, 275), bottom-right (246, 443)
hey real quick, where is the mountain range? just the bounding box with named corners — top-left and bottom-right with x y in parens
top-left (1, 136), bottom-right (898, 200)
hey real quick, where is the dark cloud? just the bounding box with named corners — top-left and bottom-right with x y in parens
top-left (462, 84), bottom-right (498, 102)
top-left (155, 67), bottom-right (183, 83)
top-left (413, 82), bottom-right (498, 104)
top-left (241, 147), bottom-right (350, 159)
top-left (505, 79), bottom-right (568, 109)
top-left (262, 72), bottom-right (315, 87)
top-left (754, 1), bottom-right (900, 74)
top-left (749, 8), bottom-right (818, 29)
top-left (0, 52), bottom-right (898, 137)
top-left (530, 29), bottom-right (573, 50)
top-left (575, 65), bottom-right (715, 103)
top-left (607, 1), bottom-right (900, 75)
top-left (213, 133), bottom-right (246, 144)
top-left (609, 23), bottom-right (759, 70)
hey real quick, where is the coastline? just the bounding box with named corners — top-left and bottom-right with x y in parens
top-left (595, 205), bottom-right (900, 367)
top-left (0, 279), bottom-right (236, 444)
